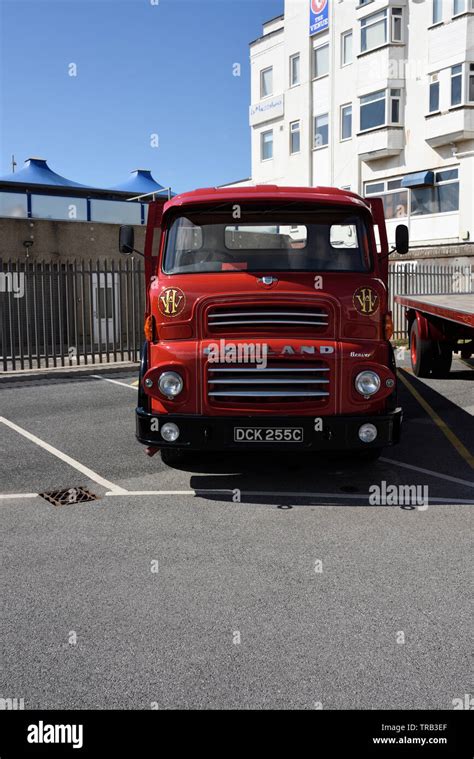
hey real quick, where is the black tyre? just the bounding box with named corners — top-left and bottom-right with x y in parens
top-left (138, 341), bottom-right (149, 410)
top-left (410, 320), bottom-right (433, 377)
top-left (431, 343), bottom-right (452, 377)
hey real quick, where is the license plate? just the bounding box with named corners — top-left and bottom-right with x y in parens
top-left (234, 427), bottom-right (304, 443)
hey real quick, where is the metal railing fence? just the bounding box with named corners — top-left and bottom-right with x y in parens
top-left (1, 258), bottom-right (145, 371)
top-left (388, 264), bottom-right (473, 339)
top-left (1, 259), bottom-right (472, 371)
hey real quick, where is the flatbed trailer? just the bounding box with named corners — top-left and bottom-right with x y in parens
top-left (395, 293), bottom-right (474, 377)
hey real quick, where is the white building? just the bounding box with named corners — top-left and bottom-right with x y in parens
top-left (243, 0), bottom-right (474, 262)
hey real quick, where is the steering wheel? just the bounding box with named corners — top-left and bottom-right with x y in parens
top-left (180, 249), bottom-right (235, 266)
top-left (198, 250), bottom-right (235, 263)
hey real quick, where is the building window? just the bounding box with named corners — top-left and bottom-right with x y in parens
top-left (314, 113), bottom-right (329, 148)
top-left (360, 9), bottom-right (387, 52)
top-left (469, 63), bottom-right (474, 101)
top-left (390, 88), bottom-right (401, 122)
top-left (290, 121), bottom-right (301, 154)
top-left (365, 180), bottom-right (408, 220)
top-left (432, 0), bottom-right (443, 23)
top-left (340, 104), bottom-right (352, 140)
top-left (360, 88), bottom-right (401, 131)
top-left (290, 54), bottom-right (300, 86)
top-left (451, 64), bottom-right (462, 105)
top-left (0, 192), bottom-right (28, 218)
top-left (90, 199), bottom-right (142, 225)
top-left (447, 62), bottom-right (474, 106)
top-left (31, 195), bottom-right (88, 222)
top-left (360, 89), bottom-right (386, 130)
top-left (429, 76), bottom-right (440, 112)
top-left (314, 44), bottom-right (329, 78)
top-left (366, 171), bottom-right (460, 220)
top-left (260, 67), bottom-right (273, 99)
top-left (341, 30), bottom-right (353, 66)
top-left (453, 0), bottom-right (474, 13)
top-left (391, 7), bottom-right (403, 42)
top-left (261, 130), bottom-right (273, 161)
top-left (365, 182), bottom-right (385, 195)
top-left (411, 169), bottom-right (459, 216)
top-left (360, 7), bottom-right (403, 53)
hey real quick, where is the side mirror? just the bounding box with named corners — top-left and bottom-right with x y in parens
top-left (119, 225), bottom-right (135, 255)
top-left (395, 224), bottom-right (409, 255)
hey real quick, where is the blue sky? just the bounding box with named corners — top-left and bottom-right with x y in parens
top-left (0, 0), bottom-right (283, 193)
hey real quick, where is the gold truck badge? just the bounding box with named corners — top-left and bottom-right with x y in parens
top-left (353, 287), bottom-right (379, 315)
top-left (159, 287), bottom-right (186, 317)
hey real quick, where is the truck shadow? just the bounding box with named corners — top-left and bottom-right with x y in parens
top-left (168, 367), bottom-right (474, 506)
top-left (179, 451), bottom-right (430, 508)
top-left (173, 450), bottom-right (370, 475)
top-left (433, 369), bottom-right (473, 381)
top-left (397, 368), bottom-right (473, 454)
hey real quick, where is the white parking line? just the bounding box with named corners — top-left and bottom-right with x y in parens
top-left (91, 375), bottom-right (136, 389)
top-left (0, 493), bottom-right (38, 500)
top-left (1, 490), bottom-right (473, 504)
top-left (0, 416), bottom-right (128, 496)
top-left (107, 490), bottom-right (196, 496)
top-left (106, 490), bottom-right (474, 504)
top-left (381, 457), bottom-right (474, 489)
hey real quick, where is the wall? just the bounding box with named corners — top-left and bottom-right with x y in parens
top-left (0, 218), bottom-right (146, 263)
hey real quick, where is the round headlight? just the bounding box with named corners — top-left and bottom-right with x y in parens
top-left (161, 423), bottom-right (180, 442)
top-left (158, 371), bottom-right (183, 398)
top-left (358, 423), bottom-right (378, 443)
top-left (355, 370), bottom-right (381, 397)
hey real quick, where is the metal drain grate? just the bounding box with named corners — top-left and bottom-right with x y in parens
top-left (39, 487), bottom-right (99, 506)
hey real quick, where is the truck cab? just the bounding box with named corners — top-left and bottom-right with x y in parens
top-left (119, 186), bottom-right (408, 463)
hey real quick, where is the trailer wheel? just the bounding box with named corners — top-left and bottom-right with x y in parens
top-left (410, 321), bottom-right (432, 377)
top-left (431, 343), bottom-right (452, 377)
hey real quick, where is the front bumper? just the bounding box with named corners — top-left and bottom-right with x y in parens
top-left (136, 407), bottom-right (402, 452)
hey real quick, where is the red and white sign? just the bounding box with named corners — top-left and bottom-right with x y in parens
top-left (311, 0), bottom-right (327, 13)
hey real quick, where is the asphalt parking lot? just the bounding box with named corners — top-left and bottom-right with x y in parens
top-left (1, 353), bottom-right (473, 710)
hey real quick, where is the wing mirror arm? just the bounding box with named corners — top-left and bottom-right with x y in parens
top-left (379, 224), bottom-right (409, 261)
top-left (119, 225), bottom-right (144, 257)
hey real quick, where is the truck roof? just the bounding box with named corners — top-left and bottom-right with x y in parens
top-left (162, 185), bottom-right (371, 215)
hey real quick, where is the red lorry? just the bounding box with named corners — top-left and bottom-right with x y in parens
top-left (395, 293), bottom-right (473, 377)
top-left (119, 186), bottom-right (409, 464)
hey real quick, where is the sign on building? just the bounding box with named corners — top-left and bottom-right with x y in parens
top-left (249, 95), bottom-right (284, 126)
top-left (310, 0), bottom-right (329, 36)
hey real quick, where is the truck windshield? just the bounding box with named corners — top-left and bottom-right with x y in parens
top-left (163, 208), bottom-right (372, 274)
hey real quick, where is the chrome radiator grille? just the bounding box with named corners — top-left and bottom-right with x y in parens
top-left (207, 361), bottom-right (330, 402)
top-left (207, 305), bottom-right (329, 333)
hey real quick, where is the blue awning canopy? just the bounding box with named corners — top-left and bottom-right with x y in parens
top-left (0, 158), bottom-right (174, 199)
top-left (109, 169), bottom-right (169, 196)
top-left (0, 158), bottom-right (89, 188)
top-left (401, 171), bottom-right (435, 188)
